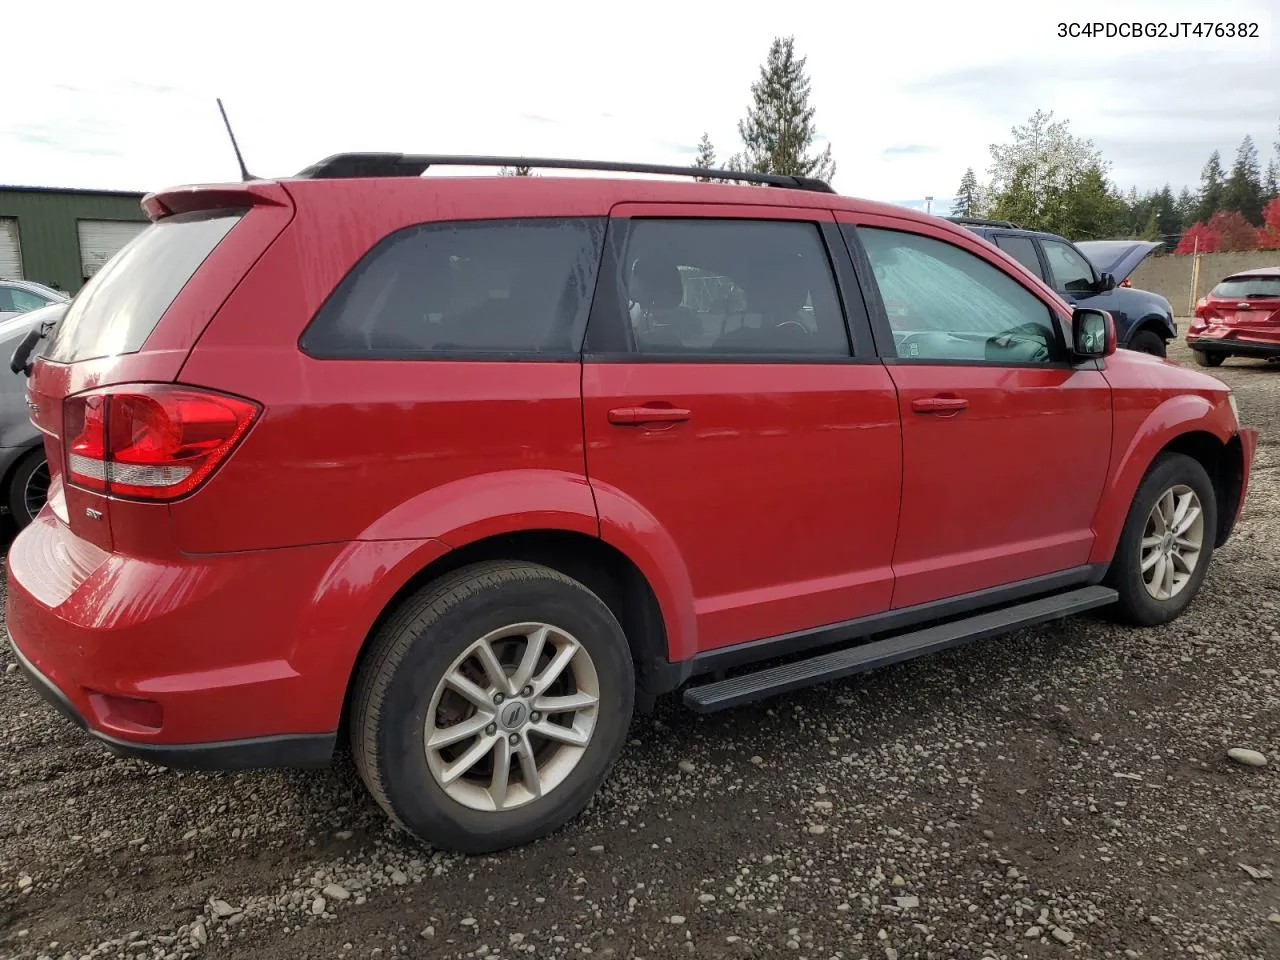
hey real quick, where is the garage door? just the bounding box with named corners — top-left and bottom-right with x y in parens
top-left (0, 219), bottom-right (22, 280)
top-left (77, 220), bottom-right (148, 278)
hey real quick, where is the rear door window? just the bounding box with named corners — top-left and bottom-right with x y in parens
top-left (993, 235), bottom-right (1045, 281)
top-left (300, 218), bottom-right (606, 358)
top-left (44, 210), bottom-right (244, 364)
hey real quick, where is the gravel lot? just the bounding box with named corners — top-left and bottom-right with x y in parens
top-left (1, 335), bottom-right (1277, 960)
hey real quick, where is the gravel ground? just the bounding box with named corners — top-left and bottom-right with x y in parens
top-left (1, 335), bottom-right (1277, 960)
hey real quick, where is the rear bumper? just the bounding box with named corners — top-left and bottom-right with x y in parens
top-left (8, 633), bottom-right (333, 769)
top-left (3, 511), bottom-right (377, 768)
top-left (1187, 333), bottom-right (1280, 358)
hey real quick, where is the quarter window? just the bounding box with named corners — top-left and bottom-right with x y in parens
top-left (856, 226), bottom-right (1060, 364)
top-left (611, 219), bottom-right (850, 358)
top-left (301, 218), bottom-right (606, 358)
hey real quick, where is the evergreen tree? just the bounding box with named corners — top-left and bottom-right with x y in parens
top-left (1197, 150), bottom-right (1226, 222)
top-left (1222, 135), bottom-right (1264, 224)
top-left (1140, 209), bottom-right (1162, 241)
top-left (692, 133), bottom-right (718, 182)
top-left (1176, 187), bottom-right (1198, 227)
top-left (1264, 158), bottom-right (1279, 203)
top-left (951, 168), bottom-right (983, 217)
top-left (729, 36), bottom-right (835, 181)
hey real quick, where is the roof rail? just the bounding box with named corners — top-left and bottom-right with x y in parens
top-left (946, 216), bottom-right (1022, 230)
top-left (291, 153), bottom-right (836, 194)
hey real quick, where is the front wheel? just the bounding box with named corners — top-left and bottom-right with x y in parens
top-left (1105, 453), bottom-right (1217, 626)
top-left (350, 561), bottom-right (635, 854)
top-left (1194, 351), bottom-right (1226, 368)
top-left (1127, 329), bottom-right (1168, 357)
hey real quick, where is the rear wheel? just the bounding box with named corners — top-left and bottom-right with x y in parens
top-left (350, 561), bottom-right (635, 853)
top-left (1105, 453), bottom-right (1217, 626)
top-left (7, 448), bottom-right (49, 529)
top-left (1194, 351), bottom-right (1226, 367)
top-left (1127, 329), bottom-right (1167, 357)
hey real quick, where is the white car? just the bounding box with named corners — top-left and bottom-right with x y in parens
top-left (0, 279), bottom-right (69, 322)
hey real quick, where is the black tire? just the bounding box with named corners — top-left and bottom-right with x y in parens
top-left (1126, 328), bottom-right (1168, 358)
top-left (350, 561), bottom-right (635, 854)
top-left (1104, 453), bottom-right (1217, 627)
top-left (7, 448), bottom-right (49, 529)
top-left (1194, 351), bottom-right (1226, 368)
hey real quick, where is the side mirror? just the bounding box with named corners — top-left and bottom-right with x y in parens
top-left (10, 327), bottom-right (43, 376)
top-left (1071, 307), bottom-right (1115, 359)
top-left (1099, 272), bottom-right (1117, 292)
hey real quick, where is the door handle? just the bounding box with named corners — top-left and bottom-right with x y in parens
top-left (911, 396), bottom-right (969, 414)
top-left (608, 404), bottom-right (692, 426)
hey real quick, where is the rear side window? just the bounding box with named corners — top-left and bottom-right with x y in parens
top-left (1211, 276), bottom-right (1280, 299)
top-left (300, 218), bottom-right (606, 359)
top-left (993, 235), bottom-right (1045, 280)
top-left (44, 210), bottom-right (244, 364)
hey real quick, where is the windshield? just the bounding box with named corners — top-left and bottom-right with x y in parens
top-left (43, 209), bottom-right (244, 364)
top-left (1211, 276), bottom-right (1280, 299)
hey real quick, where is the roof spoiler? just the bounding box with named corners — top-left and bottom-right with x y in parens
top-left (140, 182), bottom-right (292, 221)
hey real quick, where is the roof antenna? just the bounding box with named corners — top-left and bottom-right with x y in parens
top-left (216, 98), bottom-right (257, 182)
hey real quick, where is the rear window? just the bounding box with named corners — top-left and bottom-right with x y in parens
top-left (44, 210), bottom-right (244, 364)
top-left (1211, 276), bottom-right (1280, 299)
top-left (299, 217), bottom-right (606, 359)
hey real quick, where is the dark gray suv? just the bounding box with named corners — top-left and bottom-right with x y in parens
top-left (947, 218), bottom-right (1176, 357)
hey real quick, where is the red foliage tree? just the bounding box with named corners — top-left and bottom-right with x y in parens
top-left (1175, 221), bottom-right (1219, 254)
top-left (1208, 210), bottom-right (1259, 251)
top-left (1258, 197), bottom-right (1280, 250)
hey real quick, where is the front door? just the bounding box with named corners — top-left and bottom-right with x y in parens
top-left (837, 214), bottom-right (1113, 609)
top-left (581, 204), bottom-right (902, 654)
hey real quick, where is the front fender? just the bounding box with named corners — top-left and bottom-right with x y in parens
top-left (1088, 393), bottom-right (1234, 565)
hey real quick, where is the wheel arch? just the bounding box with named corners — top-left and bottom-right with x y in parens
top-left (1161, 430), bottom-right (1245, 548)
top-left (338, 528), bottom-right (673, 732)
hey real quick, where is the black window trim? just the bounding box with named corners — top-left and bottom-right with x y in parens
top-left (296, 215), bottom-right (609, 363)
top-left (581, 214), bottom-right (876, 365)
top-left (838, 222), bottom-right (1085, 370)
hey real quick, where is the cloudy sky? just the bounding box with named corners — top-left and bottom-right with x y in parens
top-left (4, 0), bottom-right (1277, 212)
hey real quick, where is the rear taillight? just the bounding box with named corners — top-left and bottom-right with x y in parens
top-left (64, 384), bottom-right (259, 501)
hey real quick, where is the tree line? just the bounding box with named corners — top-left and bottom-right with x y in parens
top-left (952, 111), bottom-right (1280, 253)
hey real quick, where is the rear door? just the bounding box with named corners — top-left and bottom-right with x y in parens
top-left (836, 212), bottom-right (1112, 608)
top-left (581, 203), bottom-right (902, 654)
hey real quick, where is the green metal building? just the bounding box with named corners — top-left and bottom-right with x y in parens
top-left (0, 186), bottom-right (148, 294)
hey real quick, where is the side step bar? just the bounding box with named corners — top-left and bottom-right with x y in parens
top-left (683, 585), bottom-right (1117, 713)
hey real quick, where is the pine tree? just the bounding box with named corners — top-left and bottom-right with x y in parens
top-left (951, 168), bottom-right (983, 217)
top-left (1197, 150), bottom-right (1226, 222)
top-left (1140, 209), bottom-right (1162, 241)
top-left (1176, 187), bottom-right (1198, 226)
top-left (692, 133), bottom-right (718, 182)
top-left (1264, 158), bottom-right (1279, 203)
top-left (729, 36), bottom-right (835, 181)
top-left (1222, 135), bottom-right (1264, 224)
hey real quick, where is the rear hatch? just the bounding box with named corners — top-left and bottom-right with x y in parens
top-left (25, 183), bottom-right (294, 553)
top-left (1075, 240), bottom-right (1161, 286)
top-left (1200, 272), bottom-right (1280, 328)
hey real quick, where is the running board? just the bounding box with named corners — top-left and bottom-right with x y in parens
top-left (682, 585), bottom-right (1117, 713)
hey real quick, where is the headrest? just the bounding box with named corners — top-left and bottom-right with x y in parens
top-left (630, 256), bottom-right (685, 310)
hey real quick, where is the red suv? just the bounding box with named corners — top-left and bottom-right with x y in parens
top-left (6, 155), bottom-right (1256, 854)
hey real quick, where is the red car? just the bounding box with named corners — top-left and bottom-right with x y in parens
top-left (1188, 266), bottom-right (1280, 366)
top-left (6, 155), bottom-right (1256, 853)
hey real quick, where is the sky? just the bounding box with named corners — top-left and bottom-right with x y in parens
top-left (4, 0), bottom-right (1277, 213)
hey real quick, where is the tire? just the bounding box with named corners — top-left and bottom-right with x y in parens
top-left (1194, 351), bottom-right (1226, 367)
top-left (350, 561), bottom-right (635, 854)
top-left (7, 448), bottom-right (49, 529)
top-left (1126, 329), bottom-right (1167, 358)
top-left (1104, 453), bottom-right (1217, 627)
